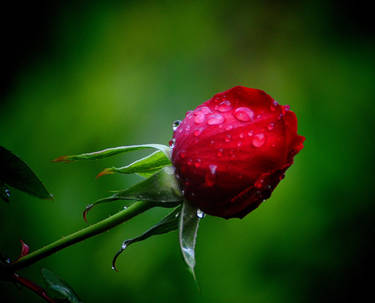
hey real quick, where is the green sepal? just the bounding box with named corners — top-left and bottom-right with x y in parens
top-left (0, 146), bottom-right (52, 200)
top-left (97, 150), bottom-right (171, 178)
top-left (53, 144), bottom-right (171, 162)
top-left (41, 268), bottom-right (82, 303)
top-left (112, 206), bottom-right (181, 271)
top-left (179, 200), bottom-right (202, 280)
top-left (83, 167), bottom-right (183, 221)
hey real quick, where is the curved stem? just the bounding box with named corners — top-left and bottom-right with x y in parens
top-left (9, 201), bottom-right (153, 272)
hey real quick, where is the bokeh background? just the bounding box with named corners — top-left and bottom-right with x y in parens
top-left (1, 0), bottom-right (374, 302)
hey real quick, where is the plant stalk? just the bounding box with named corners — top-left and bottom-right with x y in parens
top-left (8, 201), bottom-right (153, 272)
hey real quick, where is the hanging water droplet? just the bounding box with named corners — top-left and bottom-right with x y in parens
top-left (252, 133), bottom-right (266, 147)
top-left (197, 209), bottom-right (205, 218)
top-left (267, 122), bottom-right (275, 131)
top-left (248, 130), bottom-right (254, 136)
top-left (234, 107), bottom-right (254, 122)
top-left (123, 206), bottom-right (128, 210)
top-left (215, 100), bottom-right (232, 112)
top-left (172, 120), bottom-right (182, 131)
top-left (121, 242), bottom-right (127, 250)
top-left (207, 113), bottom-right (224, 125)
top-left (225, 134), bottom-right (231, 143)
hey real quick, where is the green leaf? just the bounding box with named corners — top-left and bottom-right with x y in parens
top-left (112, 206), bottom-right (181, 271)
top-left (179, 200), bottom-right (201, 279)
top-left (41, 268), bottom-right (82, 303)
top-left (53, 144), bottom-right (171, 162)
top-left (97, 150), bottom-right (171, 178)
top-left (83, 167), bottom-right (183, 221)
top-left (0, 146), bottom-right (52, 200)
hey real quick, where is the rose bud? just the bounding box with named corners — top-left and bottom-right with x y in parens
top-left (171, 86), bottom-right (305, 219)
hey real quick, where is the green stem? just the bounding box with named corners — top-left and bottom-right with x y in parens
top-left (9, 201), bottom-right (153, 272)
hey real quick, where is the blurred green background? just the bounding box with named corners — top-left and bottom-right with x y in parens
top-left (1, 0), bottom-right (374, 302)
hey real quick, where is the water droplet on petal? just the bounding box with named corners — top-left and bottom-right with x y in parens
top-left (252, 133), bottom-right (266, 147)
top-left (234, 107), bottom-right (254, 122)
top-left (172, 120), bottom-right (182, 131)
top-left (194, 111), bottom-right (205, 124)
top-left (169, 138), bottom-right (176, 148)
top-left (248, 130), bottom-right (254, 137)
top-left (217, 148), bottom-right (223, 157)
top-left (225, 135), bottom-right (231, 143)
top-left (194, 128), bottom-right (202, 136)
top-left (267, 122), bottom-right (275, 131)
top-left (199, 106), bottom-right (212, 114)
top-left (197, 209), bottom-right (205, 218)
top-left (215, 100), bottom-right (232, 112)
top-left (210, 140), bottom-right (215, 145)
top-left (237, 141), bottom-right (242, 147)
top-left (194, 159), bottom-right (201, 168)
top-left (225, 125), bottom-right (233, 131)
top-left (180, 151), bottom-right (186, 159)
top-left (187, 159), bottom-right (193, 166)
top-left (256, 114), bottom-right (262, 119)
top-left (207, 113), bottom-right (224, 125)
top-left (209, 164), bottom-right (217, 175)
top-left (239, 133), bottom-right (245, 139)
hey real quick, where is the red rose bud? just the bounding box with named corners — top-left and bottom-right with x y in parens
top-left (171, 86), bottom-right (305, 219)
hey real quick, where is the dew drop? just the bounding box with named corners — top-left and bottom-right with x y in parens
top-left (169, 138), bottom-right (176, 148)
top-left (194, 159), bottom-right (201, 168)
top-left (248, 130), bottom-right (254, 137)
top-left (225, 125), bottom-right (233, 131)
top-left (237, 141), bottom-right (242, 147)
top-left (252, 133), bottom-right (266, 147)
top-left (210, 140), bottom-right (215, 145)
top-left (180, 151), bottom-right (186, 159)
top-left (217, 148), bottom-right (223, 157)
top-left (234, 107), bottom-right (254, 122)
top-left (187, 159), bottom-right (193, 166)
top-left (267, 122), bottom-right (275, 131)
top-left (172, 120), bottom-right (182, 131)
top-left (207, 113), bottom-right (224, 125)
top-left (194, 111), bottom-right (205, 124)
top-left (209, 164), bottom-right (217, 175)
top-left (194, 129), bottom-right (202, 136)
top-left (225, 135), bottom-right (231, 143)
top-left (239, 133), bottom-right (245, 139)
top-left (199, 106), bottom-right (212, 114)
top-left (215, 100), bottom-right (232, 112)
top-left (121, 242), bottom-right (127, 250)
top-left (123, 206), bottom-right (128, 210)
top-left (197, 209), bottom-right (205, 218)
top-left (256, 114), bottom-right (262, 119)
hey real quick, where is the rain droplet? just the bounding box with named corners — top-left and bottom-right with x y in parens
top-left (187, 159), bottom-right (193, 166)
top-left (194, 159), bottom-right (201, 168)
top-left (197, 209), bottom-right (205, 218)
top-left (172, 120), bottom-right (182, 131)
top-left (239, 133), bottom-right (245, 139)
top-left (121, 242), bottom-right (127, 250)
top-left (248, 130), bottom-right (254, 137)
top-left (225, 135), bottom-right (231, 143)
top-left (217, 148), bottom-right (223, 157)
top-left (169, 138), bottom-right (176, 148)
top-left (267, 122), bottom-right (275, 131)
top-left (225, 125), bottom-right (233, 131)
top-left (194, 111), bottom-right (205, 124)
top-left (209, 164), bottom-right (217, 175)
top-left (207, 113), bottom-right (224, 125)
top-left (210, 140), bottom-right (215, 145)
top-left (256, 114), bottom-right (262, 119)
top-left (123, 206), bottom-right (128, 210)
top-left (215, 100), bottom-right (232, 112)
top-left (185, 110), bottom-right (192, 117)
top-left (180, 151), bottom-right (186, 159)
top-left (199, 106), bottom-right (212, 114)
top-left (252, 133), bottom-right (266, 147)
top-left (234, 107), bottom-right (254, 122)
top-left (194, 128), bottom-right (202, 136)
top-left (237, 141), bottom-right (242, 147)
